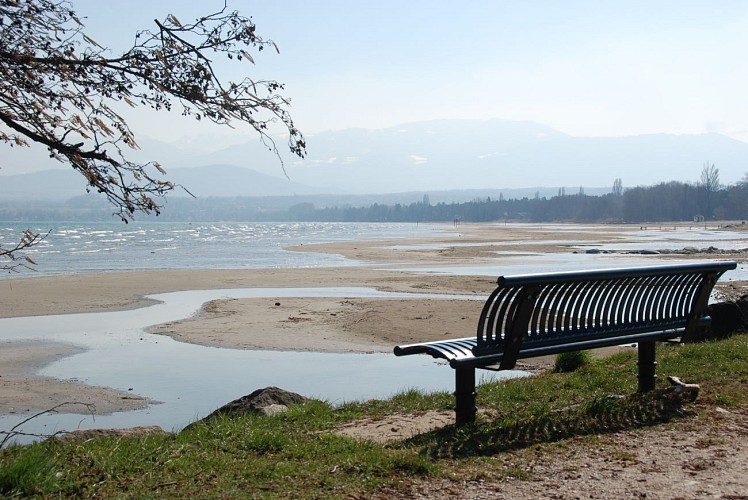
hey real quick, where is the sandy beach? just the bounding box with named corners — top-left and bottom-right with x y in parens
top-left (1, 222), bottom-right (745, 416)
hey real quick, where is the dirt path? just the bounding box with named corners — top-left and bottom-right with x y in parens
top-left (374, 405), bottom-right (748, 499)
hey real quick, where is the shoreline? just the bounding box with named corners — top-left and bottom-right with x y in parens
top-left (0, 341), bottom-right (151, 416)
top-left (1, 222), bottom-right (745, 415)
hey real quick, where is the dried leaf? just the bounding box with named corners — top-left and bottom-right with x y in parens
top-left (82, 34), bottom-right (103, 49)
top-left (241, 50), bottom-right (255, 64)
top-left (24, 256), bottom-right (37, 265)
top-left (167, 14), bottom-right (182, 27)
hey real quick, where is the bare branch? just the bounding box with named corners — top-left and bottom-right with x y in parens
top-left (0, 0), bottom-right (305, 265)
top-left (0, 401), bottom-right (96, 449)
top-left (0, 229), bottom-right (49, 273)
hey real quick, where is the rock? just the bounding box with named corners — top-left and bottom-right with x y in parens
top-left (259, 404), bottom-right (289, 416)
top-left (707, 300), bottom-right (748, 340)
top-left (190, 387), bottom-right (308, 427)
top-left (55, 425), bottom-right (167, 442)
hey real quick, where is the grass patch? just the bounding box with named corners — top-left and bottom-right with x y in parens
top-left (554, 350), bottom-right (592, 372)
top-left (0, 444), bottom-right (58, 496)
top-left (1, 334), bottom-right (746, 497)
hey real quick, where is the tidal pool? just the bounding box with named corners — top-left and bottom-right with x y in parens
top-left (0, 287), bottom-right (522, 441)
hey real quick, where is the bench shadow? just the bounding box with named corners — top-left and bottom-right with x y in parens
top-left (403, 388), bottom-right (697, 458)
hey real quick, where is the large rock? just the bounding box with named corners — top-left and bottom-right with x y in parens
top-left (190, 387), bottom-right (308, 427)
top-left (707, 296), bottom-right (748, 340)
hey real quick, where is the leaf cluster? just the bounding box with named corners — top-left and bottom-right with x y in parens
top-left (0, 0), bottom-right (305, 223)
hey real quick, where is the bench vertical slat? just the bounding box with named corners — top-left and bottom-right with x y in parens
top-left (542, 283), bottom-right (561, 336)
top-left (630, 277), bottom-right (649, 325)
top-left (574, 280), bottom-right (597, 332)
top-left (556, 282), bottom-right (573, 332)
top-left (686, 272), bottom-right (707, 314)
top-left (653, 274), bottom-right (678, 321)
top-left (678, 274), bottom-right (698, 317)
top-left (477, 287), bottom-right (502, 346)
top-left (674, 273), bottom-right (699, 317)
top-left (639, 275), bottom-right (664, 323)
top-left (592, 279), bottom-right (613, 330)
top-left (582, 279), bottom-right (601, 330)
top-left (551, 282), bottom-right (575, 335)
top-left (563, 280), bottom-right (587, 332)
top-left (627, 276), bottom-right (649, 325)
top-left (484, 286), bottom-right (518, 346)
top-left (662, 274), bottom-right (687, 319)
top-left (531, 283), bottom-right (555, 336)
top-left (608, 277), bottom-right (632, 328)
top-left (498, 287), bottom-right (523, 343)
top-left (644, 275), bottom-right (659, 323)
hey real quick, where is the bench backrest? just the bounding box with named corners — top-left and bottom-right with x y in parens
top-left (474, 261), bottom-right (736, 369)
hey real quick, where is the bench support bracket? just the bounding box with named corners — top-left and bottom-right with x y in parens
top-left (637, 340), bottom-right (657, 392)
top-left (455, 367), bottom-right (476, 426)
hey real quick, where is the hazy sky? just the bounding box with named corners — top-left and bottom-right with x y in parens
top-left (20, 1), bottom-right (748, 152)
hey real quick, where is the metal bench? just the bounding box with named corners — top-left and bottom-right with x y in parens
top-left (394, 261), bottom-right (736, 426)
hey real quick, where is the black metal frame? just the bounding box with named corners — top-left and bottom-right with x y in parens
top-left (394, 261), bottom-right (736, 426)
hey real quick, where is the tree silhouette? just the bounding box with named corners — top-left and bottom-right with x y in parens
top-left (699, 162), bottom-right (720, 218)
top-left (612, 178), bottom-right (623, 196)
top-left (0, 0), bottom-right (305, 270)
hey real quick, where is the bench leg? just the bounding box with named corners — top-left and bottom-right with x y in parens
top-left (454, 367), bottom-right (477, 426)
top-left (637, 340), bottom-right (657, 392)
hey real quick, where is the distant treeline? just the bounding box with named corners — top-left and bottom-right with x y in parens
top-left (281, 179), bottom-right (748, 223)
top-left (287, 182), bottom-right (748, 223)
top-left (3, 179), bottom-right (747, 223)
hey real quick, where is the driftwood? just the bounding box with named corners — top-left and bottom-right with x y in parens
top-left (666, 376), bottom-right (700, 401)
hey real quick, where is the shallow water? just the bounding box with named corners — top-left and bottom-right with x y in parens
top-left (0, 287), bottom-right (520, 441)
top-left (395, 252), bottom-right (748, 281)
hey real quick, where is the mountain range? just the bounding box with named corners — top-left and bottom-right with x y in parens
top-left (2, 119), bottom-right (748, 202)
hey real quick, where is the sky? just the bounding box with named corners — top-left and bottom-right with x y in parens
top-left (4, 0), bottom-right (748, 175)
top-left (59, 0), bottom-right (748, 150)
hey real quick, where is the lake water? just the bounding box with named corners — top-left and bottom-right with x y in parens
top-left (0, 221), bottom-right (448, 277)
top-left (1, 221), bottom-right (745, 442)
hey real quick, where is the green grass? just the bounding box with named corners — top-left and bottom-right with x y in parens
top-left (1, 333), bottom-right (746, 498)
top-left (0, 444), bottom-right (58, 496)
top-left (554, 350), bottom-right (592, 372)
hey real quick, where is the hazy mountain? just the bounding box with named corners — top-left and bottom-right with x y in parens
top-left (184, 119), bottom-right (748, 193)
top-left (0, 164), bottom-right (323, 201)
top-left (0, 169), bottom-right (90, 201)
top-left (3, 119), bottom-right (748, 202)
top-left (166, 164), bottom-right (323, 197)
